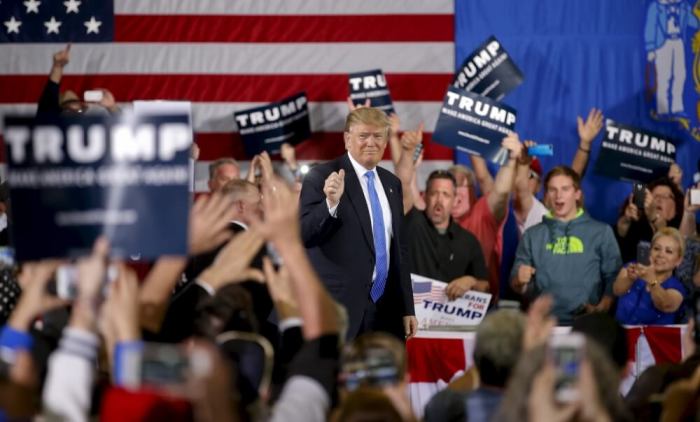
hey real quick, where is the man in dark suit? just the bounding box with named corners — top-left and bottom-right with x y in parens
top-left (299, 107), bottom-right (417, 340)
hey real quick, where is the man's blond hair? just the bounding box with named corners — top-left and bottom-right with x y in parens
top-left (344, 107), bottom-right (391, 136)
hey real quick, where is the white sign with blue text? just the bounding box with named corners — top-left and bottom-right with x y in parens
top-left (411, 274), bottom-right (492, 329)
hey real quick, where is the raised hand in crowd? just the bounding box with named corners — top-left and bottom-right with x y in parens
top-left (482, 132), bottom-right (522, 222)
top-left (527, 360), bottom-right (581, 422)
top-left (254, 177), bottom-right (338, 338)
top-left (513, 139), bottom-right (538, 224)
top-left (197, 229), bottom-right (266, 292)
top-left (43, 238), bottom-right (109, 421)
top-left (263, 257), bottom-right (299, 320)
top-left (680, 183), bottom-right (699, 237)
top-left (50, 44), bottom-right (70, 83)
top-left (67, 237), bottom-right (110, 331)
top-left (522, 295), bottom-right (556, 351)
top-left (100, 264), bottom-right (141, 377)
top-left (280, 142), bottom-right (299, 175)
top-left (572, 107), bottom-right (603, 177)
top-left (246, 151), bottom-right (274, 185)
top-left (189, 193), bottom-right (236, 255)
top-left (3, 260), bottom-right (67, 390)
top-left (9, 261), bottom-right (67, 332)
top-left (528, 356), bottom-right (614, 422)
top-left (395, 122), bottom-right (424, 213)
top-left (88, 88), bottom-right (119, 114)
top-left (668, 163), bottom-right (683, 190)
top-left (257, 151), bottom-right (274, 184)
top-left (388, 112), bottom-right (402, 166)
top-left (102, 264), bottom-right (141, 344)
top-left (617, 188), bottom-right (654, 238)
top-left (140, 193), bottom-right (235, 332)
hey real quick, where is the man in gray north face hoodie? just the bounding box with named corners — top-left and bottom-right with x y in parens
top-left (510, 166), bottom-right (622, 324)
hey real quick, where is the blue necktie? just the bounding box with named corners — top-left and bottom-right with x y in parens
top-left (365, 171), bottom-right (388, 302)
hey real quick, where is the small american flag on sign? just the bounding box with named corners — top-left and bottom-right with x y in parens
top-left (412, 280), bottom-right (444, 305)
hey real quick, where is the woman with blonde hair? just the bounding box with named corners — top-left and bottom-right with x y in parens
top-left (613, 227), bottom-right (688, 325)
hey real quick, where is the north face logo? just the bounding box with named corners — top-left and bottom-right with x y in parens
top-left (546, 236), bottom-right (584, 254)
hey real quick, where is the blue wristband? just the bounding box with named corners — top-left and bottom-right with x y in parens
top-left (113, 341), bottom-right (144, 387)
top-left (0, 325), bottom-right (33, 351)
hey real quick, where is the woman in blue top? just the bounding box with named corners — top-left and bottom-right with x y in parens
top-left (613, 227), bottom-right (687, 325)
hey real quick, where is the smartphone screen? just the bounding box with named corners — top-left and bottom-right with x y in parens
top-left (690, 189), bottom-right (700, 206)
top-left (140, 343), bottom-right (190, 391)
top-left (549, 333), bottom-right (585, 402)
top-left (55, 264), bottom-right (117, 300)
top-left (636, 241), bottom-right (651, 266)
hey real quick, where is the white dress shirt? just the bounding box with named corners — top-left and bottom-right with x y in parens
top-left (327, 153), bottom-right (393, 280)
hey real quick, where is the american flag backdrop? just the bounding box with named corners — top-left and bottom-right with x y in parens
top-left (0, 0), bottom-right (455, 191)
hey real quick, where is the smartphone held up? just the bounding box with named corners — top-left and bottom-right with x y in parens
top-left (549, 333), bottom-right (585, 403)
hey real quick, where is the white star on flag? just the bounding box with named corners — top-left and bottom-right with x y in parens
top-left (44, 16), bottom-right (61, 34)
top-left (23, 0), bottom-right (40, 14)
top-left (63, 0), bottom-right (81, 14)
top-left (84, 16), bottom-right (102, 34)
top-left (3, 16), bottom-right (21, 34)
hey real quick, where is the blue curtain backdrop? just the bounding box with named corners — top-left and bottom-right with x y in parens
top-left (455, 0), bottom-right (700, 224)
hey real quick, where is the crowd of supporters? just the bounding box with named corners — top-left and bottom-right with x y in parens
top-left (0, 45), bottom-right (699, 422)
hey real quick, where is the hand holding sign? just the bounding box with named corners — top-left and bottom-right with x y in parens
top-left (445, 275), bottom-right (477, 300)
top-left (501, 132), bottom-right (523, 161)
top-left (346, 96), bottom-right (371, 111)
top-left (324, 169), bottom-right (345, 209)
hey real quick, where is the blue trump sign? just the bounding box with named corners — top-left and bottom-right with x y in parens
top-left (433, 87), bottom-right (517, 165)
top-left (3, 114), bottom-right (191, 261)
top-left (234, 92), bottom-right (311, 157)
top-left (594, 119), bottom-right (676, 183)
top-left (453, 35), bottom-right (524, 101)
top-left (348, 69), bottom-right (395, 114)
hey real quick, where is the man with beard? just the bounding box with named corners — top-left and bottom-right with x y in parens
top-left (403, 170), bottom-right (490, 300)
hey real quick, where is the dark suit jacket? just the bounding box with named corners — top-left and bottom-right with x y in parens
top-left (299, 154), bottom-right (414, 339)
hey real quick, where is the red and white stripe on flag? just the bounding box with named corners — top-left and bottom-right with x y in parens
top-left (0, 0), bottom-right (456, 190)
